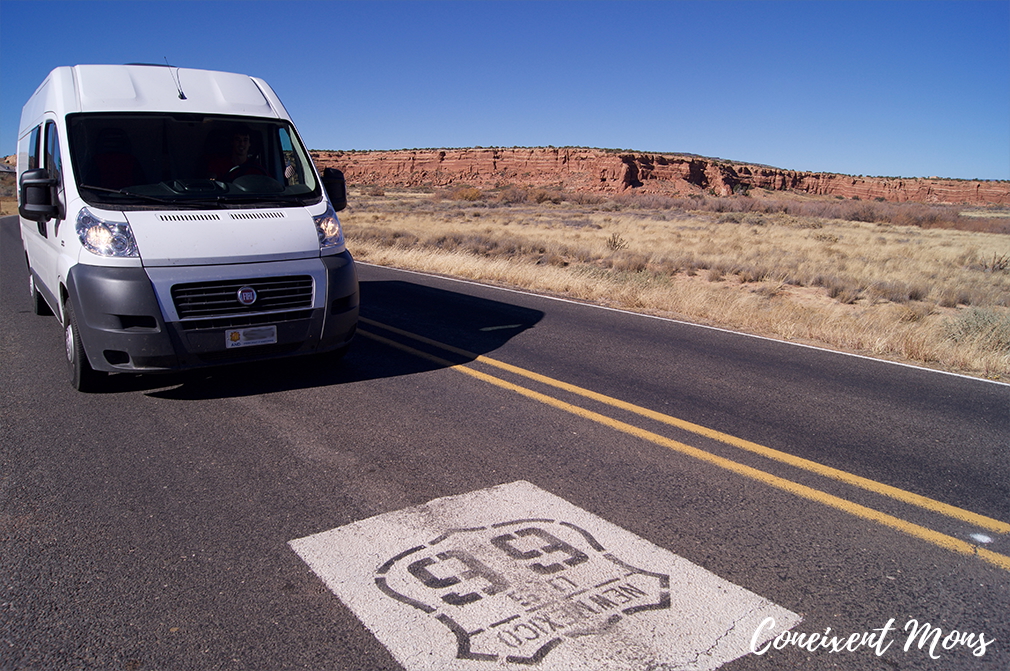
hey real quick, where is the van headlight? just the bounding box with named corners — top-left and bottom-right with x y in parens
top-left (76, 207), bottom-right (138, 257)
top-left (313, 202), bottom-right (345, 251)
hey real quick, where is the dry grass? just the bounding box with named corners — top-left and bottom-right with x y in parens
top-left (343, 187), bottom-right (1010, 380)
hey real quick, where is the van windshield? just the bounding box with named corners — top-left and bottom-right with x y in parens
top-left (67, 113), bottom-right (321, 209)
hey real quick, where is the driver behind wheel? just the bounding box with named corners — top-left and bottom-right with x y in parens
top-left (205, 124), bottom-right (266, 181)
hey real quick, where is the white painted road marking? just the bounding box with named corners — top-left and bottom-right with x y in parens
top-left (289, 481), bottom-right (800, 670)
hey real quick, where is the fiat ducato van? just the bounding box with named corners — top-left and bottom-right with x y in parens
top-left (17, 64), bottom-right (357, 391)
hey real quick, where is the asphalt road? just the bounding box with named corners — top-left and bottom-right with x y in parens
top-left (2, 214), bottom-right (1009, 670)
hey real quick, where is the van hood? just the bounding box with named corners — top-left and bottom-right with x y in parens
top-left (123, 209), bottom-right (320, 266)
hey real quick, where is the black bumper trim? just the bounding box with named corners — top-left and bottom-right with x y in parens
top-left (65, 251), bottom-right (358, 373)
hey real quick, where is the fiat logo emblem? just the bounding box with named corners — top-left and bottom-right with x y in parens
top-left (237, 286), bottom-right (257, 306)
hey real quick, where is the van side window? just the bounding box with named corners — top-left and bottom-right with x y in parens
top-left (45, 121), bottom-right (63, 181)
top-left (27, 126), bottom-right (41, 171)
top-left (278, 127), bottom-right (302, 185)
top-left (44, 122), bottom-right (65, 227)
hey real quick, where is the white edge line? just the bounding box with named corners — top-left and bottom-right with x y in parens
top-left (357, 261), bottom-right (1010, 388)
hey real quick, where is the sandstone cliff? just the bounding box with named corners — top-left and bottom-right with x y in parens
top-left (312, 147), bottom-right (1009, 206)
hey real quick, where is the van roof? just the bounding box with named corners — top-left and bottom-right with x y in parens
top-left (22, 65), bottom-right (286, 129)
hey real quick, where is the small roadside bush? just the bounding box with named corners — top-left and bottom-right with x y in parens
top-left (606, 232), bottom-right (629, 251)
top-left (530, 188), bottom-right (563, 205)
top-left (815, 275), bottom-right (861, 304)
top-left (980, 253), bottom-right (1010, 273)
top-left (496, 186), bottom-right (529, 204)
top-left (867, 280), bottom-right (929, 304)
top-left (447, 186), bottom-right (484, 202)
top-left (606, 251), bottom-right (649, 273)
top-left (944, 308), bottom-right (1010, 351)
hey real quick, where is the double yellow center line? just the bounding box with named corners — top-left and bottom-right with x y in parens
top-left (359, 317), bottom-right (1010, 572)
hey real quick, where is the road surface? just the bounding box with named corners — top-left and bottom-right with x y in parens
top-left (3, 214), bottom-right (1008, 670)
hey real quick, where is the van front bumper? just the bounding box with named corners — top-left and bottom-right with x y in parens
top-left (66, 251), bottom-right (358, 373)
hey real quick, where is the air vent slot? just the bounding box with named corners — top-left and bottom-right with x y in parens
top-left (229, 211), bottom-right (286, 220)
top-left (159, 213), bottom-right (221, 222)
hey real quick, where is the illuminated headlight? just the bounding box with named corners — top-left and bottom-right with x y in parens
top-left (313, 202), bottom-right (345, 251)
top-left (76, 208), bottom-right (138, 257)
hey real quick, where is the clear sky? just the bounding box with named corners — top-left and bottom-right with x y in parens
top-left (2, 0), bottom-right (1008, 180)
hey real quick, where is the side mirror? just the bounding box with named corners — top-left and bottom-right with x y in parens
top-left (322, 167), bottom-right (347, 212)
top-left (19, 168), bottom-right (59, 222)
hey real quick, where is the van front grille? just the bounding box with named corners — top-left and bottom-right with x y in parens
top-left (178, 309), bottom-right (314, 332)
top-left (172, 276), bottom-right (313, 319)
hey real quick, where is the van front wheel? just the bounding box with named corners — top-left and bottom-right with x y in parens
top-left (64, 300), bottom-right (106, 392)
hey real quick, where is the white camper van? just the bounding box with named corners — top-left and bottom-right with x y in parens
top-left (17, 64), bottom-right (358, 391)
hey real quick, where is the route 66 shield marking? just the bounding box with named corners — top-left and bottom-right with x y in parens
top-left (289, 481), bottom-right (800, 670)
top-left (375, 518), bottom-right (670, 664)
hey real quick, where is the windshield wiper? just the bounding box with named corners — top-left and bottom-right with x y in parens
top-left (225, 196), bottom-right (307, 206)
top-left (201, 194), bottom-right (312, 209)
top-left (79, 184), bottom-right (313, 209)
top-left (78, 184), bottom-right (218, 209)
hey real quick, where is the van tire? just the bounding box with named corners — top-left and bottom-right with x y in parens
top-left (29, 272), bottom-right (53, 316)
top-left (64, 300), bottom-right (105, 392)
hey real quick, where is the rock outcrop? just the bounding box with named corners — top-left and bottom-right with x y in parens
top-left (312, 147), bottom-right (1009, 205)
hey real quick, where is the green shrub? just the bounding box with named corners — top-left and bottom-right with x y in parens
top-left (944, 308), bottom-right (1010, 351)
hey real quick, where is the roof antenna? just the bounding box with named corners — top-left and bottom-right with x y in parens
top-left (165, 57), bottom-right (186, 99)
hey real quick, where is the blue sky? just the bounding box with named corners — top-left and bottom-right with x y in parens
top-left (2, 0), bottom-right (1008, 180)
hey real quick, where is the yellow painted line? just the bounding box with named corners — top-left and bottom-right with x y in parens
top-left (359, 326), bottom-right (1010, 572)
top-left (360, 317), bottom-right (1010, 536)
